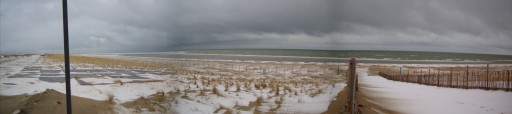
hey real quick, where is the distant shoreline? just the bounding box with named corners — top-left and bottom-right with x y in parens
top-left (120, 49), bottom-right (512, 64)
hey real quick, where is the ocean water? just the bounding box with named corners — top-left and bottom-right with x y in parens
top-left (122, 49), bottom-right (512, 64)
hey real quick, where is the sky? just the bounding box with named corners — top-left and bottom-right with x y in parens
top-left (1, 0), bottom-right (511, 55)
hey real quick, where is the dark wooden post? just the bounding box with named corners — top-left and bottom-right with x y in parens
top-left (437, 69), bottom-right (440, 86)
top-left (337, 65), bottom-right (340, 75)
top-left (508, 70), bottom-right (510, 91)
top-left (486, 64), bottom-right (489, 89)
top-left (450, 68), bottom-right (453, 87)
top-left (347, 58), bottom-right (357, 114)
top-left (472, 71), bottom-right (476, 88)
top-left (455, 72), bottom-right (458, 87)
top-left (427, 69), bottom-right (432, 85)
top-left (307, 67), bottom-right (310, 74)
top-left (407, 70), bottom-right (410, 82)
top-left (413, 70), bottom-right (416, 83)
top-left (501, 71), bottom-right (504, 89)
top-left (466, 66), bottom-right (469, 89)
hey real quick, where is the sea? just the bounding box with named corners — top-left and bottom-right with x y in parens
top-left (121, 49), bottom-right (512, 64)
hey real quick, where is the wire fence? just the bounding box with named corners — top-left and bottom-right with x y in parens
top-left (185, 63), bottom-right (343, 76)
top-left (378, 65), bottom-right (512, 91)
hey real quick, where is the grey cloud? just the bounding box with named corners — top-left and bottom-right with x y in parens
top-left (1, 0), bottom-right (511, 55)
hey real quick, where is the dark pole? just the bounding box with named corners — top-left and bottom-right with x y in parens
top-left (61, 0), bottom-right (72, 114)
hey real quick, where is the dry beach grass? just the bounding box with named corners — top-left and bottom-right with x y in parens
top-left (1, 54), bottom-right (349, 113)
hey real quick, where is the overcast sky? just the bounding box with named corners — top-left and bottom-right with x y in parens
top-left (1, 0), bottom-right (511, 55)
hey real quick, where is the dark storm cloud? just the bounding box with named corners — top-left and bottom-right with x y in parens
top-left (1, 0), bottom-right (511, 55)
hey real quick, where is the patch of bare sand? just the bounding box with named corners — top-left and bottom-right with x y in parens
top-left (322, 86), bottom-right (395, 114)
top-left (121, 92), bottom-right (178, 113)
top-left (322, 87), bottom-right (349, 114)
top-left (0, 89), bottom-right (114, 114)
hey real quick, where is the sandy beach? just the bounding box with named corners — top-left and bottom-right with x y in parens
top-left (1, 54), bottom-right (511, 114)
top-left (1, 55), bottom-right (348, 114)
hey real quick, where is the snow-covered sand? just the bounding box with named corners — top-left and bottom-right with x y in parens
top-left (1, 55), bottom-right (346, 113)
top-left (359, 67), bottom-right (512, 114)
top-left (5, 55), bottom-right (510, 113)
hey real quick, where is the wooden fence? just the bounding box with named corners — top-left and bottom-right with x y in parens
top-left (378, 65), bottom-right (512, 91)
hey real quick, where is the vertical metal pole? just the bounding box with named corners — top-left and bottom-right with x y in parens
top-left (61, 0), bottom-right (72, 113)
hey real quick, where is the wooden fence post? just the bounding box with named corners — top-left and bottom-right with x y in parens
top-left (437, 69), bottom-right (440, 86)
top-left (276, 66), bottom-right (278, 74)
top-left (501, 70), bottom-right (504, 89)
top-left (420, 70), bottom-right (423, 84)
top-left (466, 66), bottom-right (469, 89)
top-left (450, 68), bottom-right (453, 87)
top-left (347, 58), bottom-right (357, 114)
top-left (299, 67), bottom-right (302, 75)
top-left (291, 67), bottom-right (294, 74)
top-left (284, 67), bottom-right (286, 75)
top-left (456, 72), bottom-right (459, 87)
top-left (315, 67), bottom-right (318, 75)
top-left (407, 70), bottom-right (410, 82)
top-left (508, 70), bottom-right (510, 91)
top-left (413, 70), bottom-right (416, 83)
top-left (337, 65), bottom-right (340, 75)
top-left (471, 71), bottom-right (474, 88)
top-left (323, 68), bottom-right (326, 76)
top-left (428, 69), bottom-right (431, 85)
top-left (486, 64), bottom-right (489, 89)
top-left (268, 66), bottom-right (270, 75)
